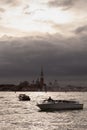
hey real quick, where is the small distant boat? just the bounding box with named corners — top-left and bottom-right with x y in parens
top-left (37, 97), bottom-right (83, 111)
top-left (18, 94), bottom-right (30, 101)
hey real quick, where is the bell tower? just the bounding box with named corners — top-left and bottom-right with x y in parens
top-left (40, 66), bottom-right (44, 90)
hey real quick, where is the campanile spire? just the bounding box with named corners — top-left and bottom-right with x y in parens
top-left (40, 66), bottom-right (44, 89)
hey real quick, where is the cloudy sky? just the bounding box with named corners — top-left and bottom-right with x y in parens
top-left (0, 0), bottom-right (87, 83)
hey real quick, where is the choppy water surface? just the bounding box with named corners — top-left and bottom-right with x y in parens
top-left (0, 92), bottom-right (87, 130)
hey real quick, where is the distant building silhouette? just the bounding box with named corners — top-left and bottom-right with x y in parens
top-left (39, 66), bottom-right (44, 90)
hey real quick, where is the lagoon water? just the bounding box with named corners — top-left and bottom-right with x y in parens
top-left (0, 92), bottom-right (87, 130)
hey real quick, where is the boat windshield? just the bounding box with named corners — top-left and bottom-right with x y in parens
top-left (43, 98), bottom-right (54, 103)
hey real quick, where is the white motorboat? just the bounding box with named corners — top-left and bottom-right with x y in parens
top-left (37, 97), bottom-right (83, 111)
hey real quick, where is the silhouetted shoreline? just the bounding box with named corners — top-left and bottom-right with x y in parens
top-left (0, 83), bottom-right (87, 92)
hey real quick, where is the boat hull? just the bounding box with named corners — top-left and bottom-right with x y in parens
top-left (37, 103), bottom-right (83, 111)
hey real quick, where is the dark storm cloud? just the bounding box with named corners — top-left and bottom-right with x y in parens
top-left (74, 25), bottom-right (87, 34)
top-left (0, 33), bottom-right (87, 82)
top-left (47, 0), bottom-right (74, 9)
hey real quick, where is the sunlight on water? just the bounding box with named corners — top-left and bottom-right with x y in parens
top-left (0, 92), bottom-right (86, 130)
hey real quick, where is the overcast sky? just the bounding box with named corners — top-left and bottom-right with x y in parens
top-left (0, 0), bottom-right (87, 83)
